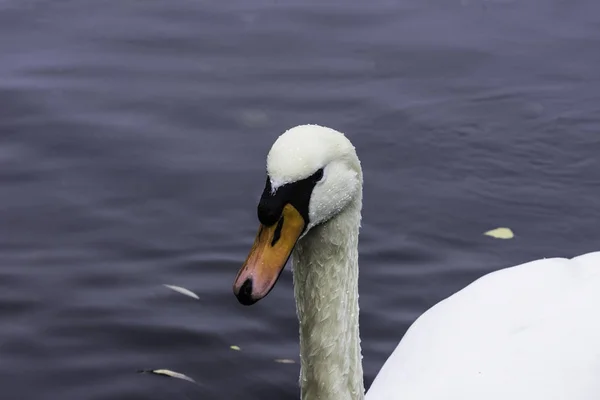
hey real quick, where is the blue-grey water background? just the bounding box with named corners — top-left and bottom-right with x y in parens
top-left (1, 0), bottom-right (600, 398)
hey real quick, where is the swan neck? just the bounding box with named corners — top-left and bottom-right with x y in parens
top-left (292, 198), bottom-right (364, 400)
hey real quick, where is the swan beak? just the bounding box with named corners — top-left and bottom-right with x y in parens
top-left (233, 204), bottom-right (305, 305)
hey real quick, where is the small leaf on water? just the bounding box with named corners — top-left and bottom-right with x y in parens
top-left (484, 227), bottom-right (514, 239)
top-left (138, 369), bottom-right (196, 383)
top-left (230, 345), bottom-right (241, 351)
top-left (274, 359), bottom-right (295, 364)
top-left (163, 284), bottom-right (199, 300)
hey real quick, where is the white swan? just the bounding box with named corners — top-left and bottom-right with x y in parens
top-left (232, 124), bottom-right (600, 400)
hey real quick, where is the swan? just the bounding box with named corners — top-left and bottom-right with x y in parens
top-left (232, 124), bottom-right (600, 400)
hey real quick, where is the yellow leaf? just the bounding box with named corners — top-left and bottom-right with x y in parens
top-left (230, 345), bottom-right (241, 351)
top-left (484, 227), bottom-right (514, 239)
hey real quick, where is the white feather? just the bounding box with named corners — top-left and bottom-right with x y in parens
top-left (139, 369), bottom-right (196, 383)
top-left (163, 284), bottom-right (199, 300)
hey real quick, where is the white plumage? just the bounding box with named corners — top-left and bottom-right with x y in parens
top-left (367, 251), bottom-right (600, 399)
top-left (239, 124), bottom-right (600, 400)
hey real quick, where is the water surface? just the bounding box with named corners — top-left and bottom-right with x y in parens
top-left (1, 0), bottom-right (599, 398)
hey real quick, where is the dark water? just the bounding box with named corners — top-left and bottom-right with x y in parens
top-left (1, 0), bottom-right (600, 398)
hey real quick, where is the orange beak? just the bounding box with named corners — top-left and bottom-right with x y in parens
top-left (233, 204), bottom-right (305, 305)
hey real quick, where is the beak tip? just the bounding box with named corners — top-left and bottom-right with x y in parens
top-left (233, 278), bottom-right (258, 306)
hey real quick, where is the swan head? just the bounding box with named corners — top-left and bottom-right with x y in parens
top-left (233, 124), bottom-right (362, 305)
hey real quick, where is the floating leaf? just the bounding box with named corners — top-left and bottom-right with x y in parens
top-left (230, 345), bottom-right (241, 351)
top-left (163, 284), bottom-right (199, 300)
top-left (484, 227), bottom-right (514, 239)
top-left (274, 359), bottom-right (295, 364)
top-left (138, 369), bottom-right (196, 383)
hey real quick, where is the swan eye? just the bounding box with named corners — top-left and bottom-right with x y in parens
top-left (312, 168), bottom-right (324, 183)
top-left (257, 168), bottom-right (324, 228)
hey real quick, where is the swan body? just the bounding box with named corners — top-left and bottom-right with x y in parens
top-left (232, 124), bottom-right (600, 400)
top-left (367, 251), bottom-right (600, 399)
